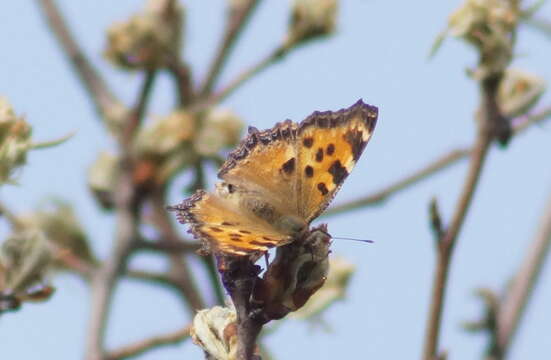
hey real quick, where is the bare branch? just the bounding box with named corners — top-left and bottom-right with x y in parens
top-left (324, 148), bottom-right (470, 217)
top-left (35, 0), bottom-right (118, 118)
top-left (106, 325), bottom-right (191, 360)
top-left (198, 0), bottom-right (262, 97)
top-left (494, 188), bottom-right (551, 357)
top-left (202, 46), bottom-right (287, 108)
top-left (422, 73), bottom-right (506, 360)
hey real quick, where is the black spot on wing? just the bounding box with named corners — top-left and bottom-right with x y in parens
top-left (315, 148), bottom-right (324, 162)
top-left (328, 160), bottom-right (349, 185)
top-left (317, 182), bottom-right (329, 195)
top-left (326, 143), bottom-right (335, 156)
top-left (305, 165), bottom-right (314, 177)
top-left (281, 157), bottom-right (296, 174)
top-left (303, 137), bottom-right (314, 148)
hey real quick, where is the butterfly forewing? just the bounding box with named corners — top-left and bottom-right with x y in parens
top-left (296, 101), bottom-right (378, 223)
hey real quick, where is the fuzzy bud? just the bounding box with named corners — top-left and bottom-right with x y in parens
top-left (191, 306), bottom-right (238, 360)
top-left (104, 0), bottom-right (184, 70)
top-left (0, 97), bottom-right (32, 184)
top-left (290, 256), bottom-right (355, 319)
top-left (135, 110), bottom-right (196, 157)
top-left (498, 68), bottom-right (546, 117)
top-left (285, 0), bottom-right (337, 49)
top-left (88, 151), bottom-right (119, 210)
top-left (19, 200), bottom-right (95, 268)
top-left (194, 108), bottom-right (244, 156)
top-left (0, 229), bottom-right (52, 295)
top-left (447, 0), bottom-right (519, 77)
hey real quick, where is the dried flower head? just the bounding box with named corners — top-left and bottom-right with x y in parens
top-left (447, 0), bottom-right (519, 77)
top-left (285, 0), bottom-right (338, 48)
top-left (191, 306), bottom-right (238, 360)
top-left (0, 97), bottom-right (32, 184)
top-left (253, 226), bottom-right (331, 320)
top-left (194, 108), bottom-right (244, 156)
top-left (290, 256), bottom-right (355, 319)
top-left (104, 0), bottom-right (184, 70)
top-left (498, 68), bottom-right (546, 117)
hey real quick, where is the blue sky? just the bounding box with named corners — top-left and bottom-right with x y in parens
top-left (1, 1), bottom-right (551, 359)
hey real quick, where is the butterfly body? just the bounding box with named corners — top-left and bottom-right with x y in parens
top-left (169, 100), bottom-right (378, 258)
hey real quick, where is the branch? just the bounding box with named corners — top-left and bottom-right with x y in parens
top-left (85, 70), bottom-right (157, 360)
top-left (198, 0), bottom-right (262, 97)
top-left (493, 188), bottom-right (551, 358)
top-left (324, 148), bottom-right (470, 217)
top-left (106, 325), bottom-right (191, 360)
top-left (202, 46), bottom-right (288, 108)
top-left (35, 0), bottom-right (118, 118)
top-left (421, 73), bottom-right (507, 360)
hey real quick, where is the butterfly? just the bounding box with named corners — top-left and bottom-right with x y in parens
top-left (168, 100), bottom-right (378, 258)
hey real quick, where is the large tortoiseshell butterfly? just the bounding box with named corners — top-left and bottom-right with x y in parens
top-left (168, 100), bottom-right (378, 258)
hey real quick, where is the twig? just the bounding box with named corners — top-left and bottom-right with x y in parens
top-left (122, 71), bottom-right (157, 147)
top-left (167, 58), bottom-right (195, 107)
top-left (106, 325), bottom-right (191, 360)
top-left (198, 0), bottom-right (262, 97)
top-left (324, 148), bottom-right (470, 217)
top-left (421, 73), bottom-right (506, 360)
top-left (35, 0), bottom-right (118, 118)
top-left (202, 46), bottom-right (287, 108)
top-left (493, 188), bottom-right (551, 358)
top-left (86, 68), bottom-right (157, 360)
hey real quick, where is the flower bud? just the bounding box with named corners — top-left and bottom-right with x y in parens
top-left (0, 97), bottom-right (32, 184)
top-left (194, 108), bottom-right (244, 156)
top-left (498, 68), bottom-right (546, 117)
top-left (88, 151), bottom-right (119, 210)
top-left (135, 110), bottom-right (196, 157)
top-left (290, 256), bottom-right (355, 319)
top-left (285, 0), bottom-right (337, 49)
top-left (104, 0), bottom-right (184, 70)
top-left (20, 200), bottom-right (95, 268)
top-left (0, 229), bottom-right (52, 294)
top-left (191, 306), bottom-right (238, 360)
top-left (447, 0), bottom-right (519, 76)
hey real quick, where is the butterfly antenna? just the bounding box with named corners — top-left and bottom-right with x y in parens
top-left (332, 236), bottom-right (374, 244)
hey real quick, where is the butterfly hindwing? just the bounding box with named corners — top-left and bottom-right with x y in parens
top-left (169, 190), bottom-right (292, 256)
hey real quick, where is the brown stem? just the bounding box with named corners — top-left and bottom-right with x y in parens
top-left (106, 325), bottom-right (191, 360)
top-left (167, 59), bottom-right (195, 107)
top-left (198, 0), bottom-right (262, 97)
top-left (421, 74), bottom-right (504, 360)
top-left (220, 257), bottom-right (263, 360)
top-left (493, 188), bottom-right (551, 358)
top-left (86, 66), bottom-right (157, 360)
top-left (201, 46), bottom-right (287, 109)
top-left (35, 0), bottom-right (118, 118)
top-left (324, 148), bottom-right (470, 217)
